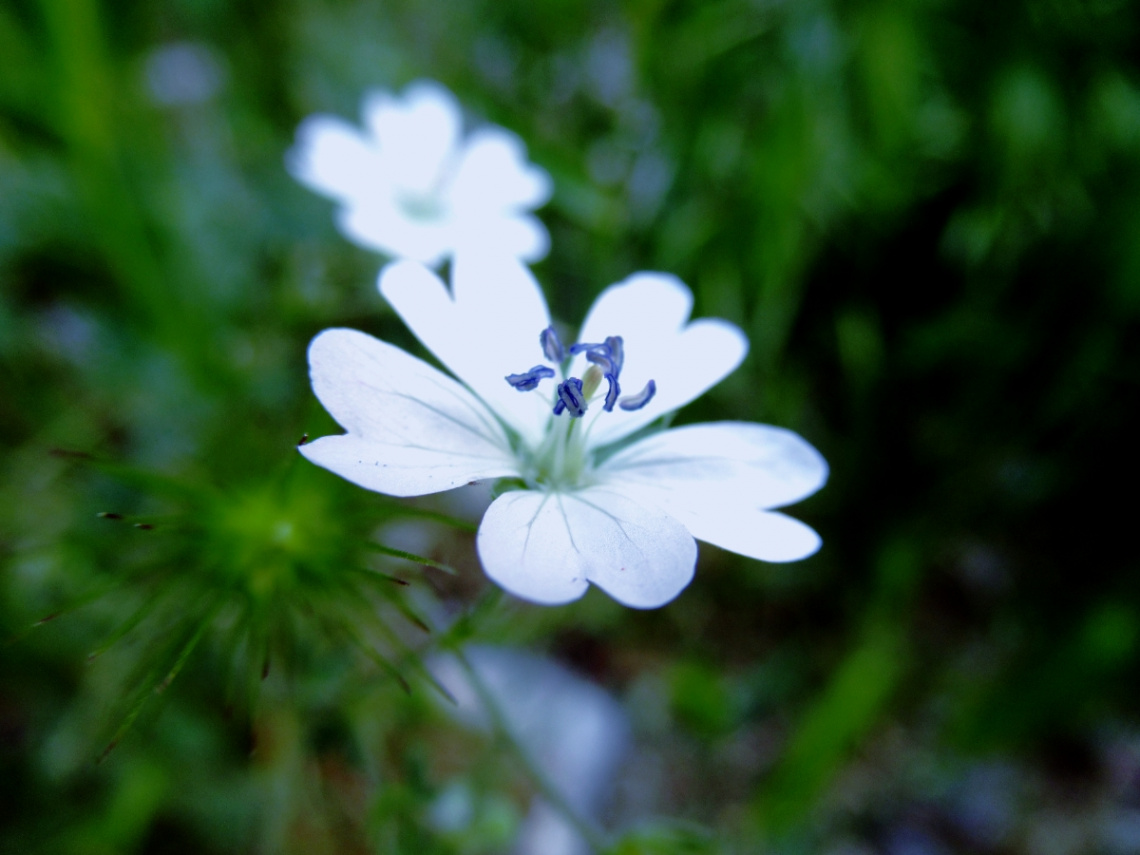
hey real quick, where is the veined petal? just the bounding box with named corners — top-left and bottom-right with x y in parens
top-left (378, 255), bottom-right (553, 445)
top-left (476, 487), bottom-right (697, 608)
top-left (662, 504), bottom-right (822, 563)
top-left (301, 328), bottom-right (518, 497)
top-left (301, 435), bottom-right (517, 498)
top-left (286, 115), bottom-right (389, 202)
top-left (601, 422), bottom-right (828, 511)
top-left (449, 127), bottom-right (553, 212)
top-left (574, 273), bottom-right (748, 446)
top-left (362, 80), bottom-right (461, 197)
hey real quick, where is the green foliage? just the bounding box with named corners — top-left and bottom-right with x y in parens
top-left (608, 821), bottom-right (720, 855)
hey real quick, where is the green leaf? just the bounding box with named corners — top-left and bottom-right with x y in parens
top-left (362, 542), bottom-right (457, 575)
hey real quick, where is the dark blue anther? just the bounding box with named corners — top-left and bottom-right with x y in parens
top-left (540, 326), bottom-right (564, 363)
top-left (604, 336), bottom-right (624, 377)
top-left (570, 338), bottom-right (624, 378)
top-left (568, 341), bottom-right (606, 355)
top-left (505, 365), bottom-right (555, 391)
top-left (603, 373), bottom-right (620, 412)
top-left (585, 348), bottom-right (615, 375)
top-left (618, 379), bottom-right (656, 411)
top-left (555, 377), bottom-right (587, 418)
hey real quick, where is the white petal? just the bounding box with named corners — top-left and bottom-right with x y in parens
top-left (362, 80), bottom-right (461, 197)
top-left (451, 210), bottom-right (550, 263)
top-left (378, 255), bottom-right (553, 445)
top-left (449, 127), bottom-right (553, 212)
top-left (668, 506), bottom-right (822, 563)
top-left (508, 214), bottom-right (550, 263)
top-left (286, 115), bottom-right (389, 202)
top-left (476, 487), bottom-right (697, 608)
top-left (602, 422), bottom-right (828, 511)
top-left (301, 435), bottom-right (517, 497)
top-left (573, 273), bottom-right (748, 446)
top-left (338, 202), bottom-right (453, 266)
top-left (300, 328), bottom-right (518, 497)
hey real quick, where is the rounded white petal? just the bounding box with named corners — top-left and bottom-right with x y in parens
top-left (449, 127), bottom-right (553, 212)
top-left (668, 505), bottom-right (822, 563)
top-left (362, 80), bottom-right (461, 197)
top-left (602, 422), bottom-right (828, 511)
top-left (286, 115), bottom-right (389, 202)
top-left (573, 273), bottom-right (749, 446)
top-left (378, 255), bottom-right (553, 445)
top-left (301, 434), bottom-right (516, 497)
top-left (338, 202), bottom-right (453, 266)
top-left (301, 328), bottom-right (518, 496)
top-left (451, 211), bottom-right (550, 263)
top-left (581, 271), bottom-right (695, 337)
top-left (477, 487), bottom-right (697, 608)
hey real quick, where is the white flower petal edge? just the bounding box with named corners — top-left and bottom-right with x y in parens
top-left (378, 254), bottom-right (553, 446)
top-left (287, 116), bottom-right (387, 203)
top-left (598, 423), bottom-right (827, 563)
top-left (451, 210), bottom-right (551, 266)
top-left (300, 328), bottom-right (519, 497)
top-left (681, 508), bottom-right (821, 563)
top-left (477, 487), bottom-right (698, 608)
top-left (361, 80), bottom-right (461, 197)
top-left (449, 128), bottom-right (553, 212)
top-left (601, 422), bottom-right (829, 511)
top-left (572, 273), bottom-right (749, 446)
top-left (337, 200), bottom-right (451, 265)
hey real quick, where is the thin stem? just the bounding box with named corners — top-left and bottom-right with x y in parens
top-left (453, 647), bottom-right (611, 854)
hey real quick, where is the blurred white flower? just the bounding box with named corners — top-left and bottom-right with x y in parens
top-left (299, 253), bottom-right (827, 608)
top-left (287, 80), bottom-right (551, 266)
top-left (429, 646), bottom-right (629, 855)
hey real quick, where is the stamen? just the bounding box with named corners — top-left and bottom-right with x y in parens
top-left (618, 379), bottom-right (656, 411)
top-left (505, 365), bottom-right (555, 391)
top-left (522, 327), bottom-right (646, 420)
top-left (603, 373), bottom-right (620, 412)
top-left (555, 377), bottom-right (587, 417)
top-left (585, 349), bottom-right (615, 375)
top-left (570, 337), bottom-right (624, 378)
top-left (568, 341), bottom-right (608, 356)
top-left (540, 326), bottom-right (564, 363)
top-left (604, 336), bottom-right (624, 377)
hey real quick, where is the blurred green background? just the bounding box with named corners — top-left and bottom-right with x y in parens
top-left (3, 0), bottom-right (1140, 852)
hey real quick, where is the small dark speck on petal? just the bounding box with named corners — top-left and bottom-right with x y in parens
top-left (297, 433), bottom-right (309, 446)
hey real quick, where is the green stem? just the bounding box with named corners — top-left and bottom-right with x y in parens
top-left (452, 647), bottom-right (611, 854)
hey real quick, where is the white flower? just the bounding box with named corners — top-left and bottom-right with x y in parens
top-left (299, 253), bottom-right (828, 609)
top-left (287, 80), bottom-right (552, 266)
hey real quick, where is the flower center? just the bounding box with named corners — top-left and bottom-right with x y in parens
top-left (504, 326), bottom-right (657, 489)
top-left (397, 191), bottom-right (447, 221)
